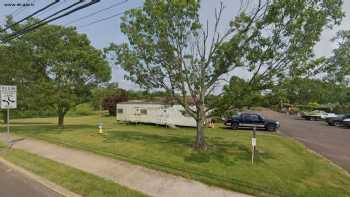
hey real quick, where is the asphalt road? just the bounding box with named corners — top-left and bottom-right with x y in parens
top-left (0, 162), bottom-right (61, 197)
top-left (262, 109), bottom-right (350, 172)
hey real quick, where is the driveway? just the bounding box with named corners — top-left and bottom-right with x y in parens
top-left (262, 109), bottom-right (350, 172)
top-left (0, 162), bottom-right (61, 197)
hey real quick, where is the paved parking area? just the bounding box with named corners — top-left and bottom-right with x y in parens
top-left (0, 162), bottom-right (61, 197)
top-left (262, 109), bottom-right (350, 173)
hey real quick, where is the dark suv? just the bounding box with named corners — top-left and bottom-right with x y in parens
top-left (225, 112), bottom-right (280, 131)
top-left (326, 114), bottom-right (350, 126)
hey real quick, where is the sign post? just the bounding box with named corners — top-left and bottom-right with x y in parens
top-left (251, 127), bottom-right (257, 165)
top-left (0, 85), bottom-right (17, 147)
top-left (7, 108), bottom-right (9, 146)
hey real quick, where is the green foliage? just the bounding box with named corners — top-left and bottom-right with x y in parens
top-left (91, 83), bottom-right (120, 110)
top-left (67, 103), bottom-right (95, 116)
top-left (269, 78), bottom-right (350, 107)
top-left (308, 102), bottom-right (320, 109)
top-left (210, 76), bottom-right (264, 117)
top-left (1, 19), bottom-right (111, 126)
top-left (326, 30), bottom-right (350, 84)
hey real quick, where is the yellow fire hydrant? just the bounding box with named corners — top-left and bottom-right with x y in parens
top-left (98, 123), bottom-right (104, 134)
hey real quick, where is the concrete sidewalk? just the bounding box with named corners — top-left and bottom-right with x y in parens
top-left (0, 134), bottom-right (252, 197)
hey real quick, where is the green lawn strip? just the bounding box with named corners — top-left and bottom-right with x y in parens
top-left (4, 115), bottom-right (350, 197)
top-left (0, 144), bottom-right (148, 197)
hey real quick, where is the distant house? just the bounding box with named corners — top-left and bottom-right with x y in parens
top-left (116, 100), bottom-right (197, 127)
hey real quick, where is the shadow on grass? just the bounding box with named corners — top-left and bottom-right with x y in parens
top-left (221, 126), bottom-right (274, 133)
top-left (185, 140), bottom-right (274, 166)
top-left (103, 130), bottom-right (274, 166)
top-left (104, 130), bottom-right (193, 146)
top-left (10, 122), bottom-right (54, 125)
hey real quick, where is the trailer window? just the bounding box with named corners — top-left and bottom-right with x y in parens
top-left (117, 109), bottom-right (123, 114)
top-left (140, 109), bottom-right (147, 115)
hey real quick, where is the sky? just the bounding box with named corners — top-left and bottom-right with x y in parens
top-left (1, 0), bottom-right (350, 91)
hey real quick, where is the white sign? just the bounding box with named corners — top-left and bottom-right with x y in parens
top-left (0, 85), bottom-right (17, 109)
top-left (251, 138), bottom-right (256, 147)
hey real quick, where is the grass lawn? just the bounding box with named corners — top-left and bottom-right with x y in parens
top-left (2, 115), bottom-right (350, 197)
top-left (0, 142), bottom-right (147, 197)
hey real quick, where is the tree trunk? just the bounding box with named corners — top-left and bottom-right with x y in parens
top-left (58, 113), bottom-right (65, 129)
top-left (193, 107), bottom-right (207, 151)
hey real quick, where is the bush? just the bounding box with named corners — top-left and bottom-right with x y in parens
top-left (68, 103), bottom-right (95, 116)
top-left (103, 90), bottom-right (128, 116)
top-left (308, 102), bottom-right (320, 109)
top-left (1, 109), bottom-right (57, 120)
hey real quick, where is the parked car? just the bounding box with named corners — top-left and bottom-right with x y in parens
top-left (226, 112), bottom-right (280, 131)
top-left (301, 110), bottom-right (327, 121)
top-left (325, 114), bottom-right (349, 126)
top-left (224, 118), bottom-right (232, 126)
top-left (320, 113), bottom-right (337, 119)
top-left (342, 117), bottom-right (350, 127)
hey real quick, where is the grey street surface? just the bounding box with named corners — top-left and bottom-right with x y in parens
top-left (262, 109), bottom-right (350, 172)
top-left (0, 162), bottom-right (61, 197)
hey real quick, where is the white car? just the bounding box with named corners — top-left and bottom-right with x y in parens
top-left (342, 118), bottom-right (350, 127)
top-left (320, 113), bottom-right (337, 119)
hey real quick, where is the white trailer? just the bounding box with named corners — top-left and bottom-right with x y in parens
top-left (116, 101), bottom-right (197, 127)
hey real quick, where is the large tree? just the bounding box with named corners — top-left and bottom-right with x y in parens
top-left (326, 30), bottom-right (350, 85)
top-left (108, 0), bottom-right (343, 150)
top-left (323, 30), bottom-right (350, 110)
top-left (1, 19), bottom-right (111, 128)
top-left (0, 28), bottom-right (46, 123)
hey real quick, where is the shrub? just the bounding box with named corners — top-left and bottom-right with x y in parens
top-left (68, 103), bottom-right (95, 116)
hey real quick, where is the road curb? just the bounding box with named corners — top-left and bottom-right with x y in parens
top-left (0, 157), bottom-right (81, 197)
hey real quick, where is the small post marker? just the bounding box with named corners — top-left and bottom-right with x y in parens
top-left (251, 127), bottom-right (257, 165)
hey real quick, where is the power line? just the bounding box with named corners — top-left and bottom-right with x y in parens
top-left (1, 0), bottom-right (60, 33)
top-left (65, 0), bottom-right (128, 26)
top-left (6, 0), bottom-right (85, 39)
top-left (77, 7), bottom-right (141, 29)
top-left (5, 0), bottom-right (101, 41)
top-left (77, 12), bottom-right (124, 28)
top-left (36, 0), bottom-right (67, 17)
